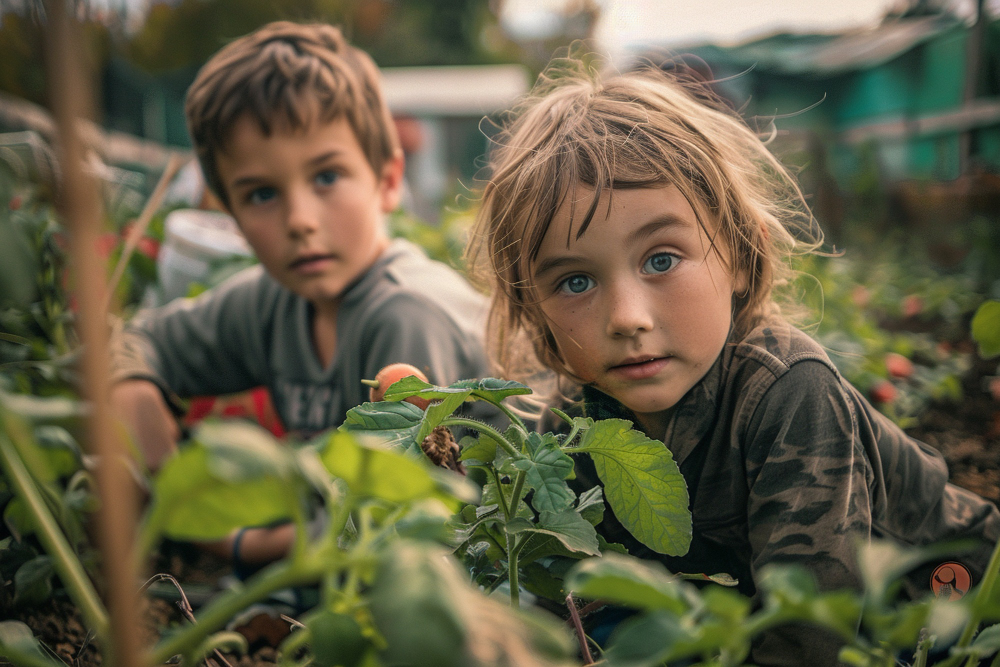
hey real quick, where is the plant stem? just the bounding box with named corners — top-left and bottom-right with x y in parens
top-left (0, 428), bottom-right (109, 639)
top-left (147, 552), bottom-right (331, 665)
top-left (566, 593), bottom-right (595, 665)
top-left (442, 417), bottom-right (522, 459)
top-left (506, 529), bottom-right (520, 609)
top-left (493, 400), bottom-right (528, 439)
top-left (947, 535), bottom-right (1000, 664)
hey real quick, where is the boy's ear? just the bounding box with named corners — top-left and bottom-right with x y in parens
top-left (377, 151), bottom-right (406, 213)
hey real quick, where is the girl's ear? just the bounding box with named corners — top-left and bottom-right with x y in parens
top-left (378, 150), bottom-right (406, 213)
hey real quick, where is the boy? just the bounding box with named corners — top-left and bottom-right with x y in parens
top-left (111, 21), bottom-right (495, 472)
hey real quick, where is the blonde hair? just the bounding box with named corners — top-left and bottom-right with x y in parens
top-left (185, 21), bottom-right (399, 208)
top-left (467, 57), bottom-right (822, 385)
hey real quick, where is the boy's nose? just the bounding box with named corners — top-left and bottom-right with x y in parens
top-left (285, 191), bottom-right (321, 237)
top-left (606, 284), bottom-right (654, 337)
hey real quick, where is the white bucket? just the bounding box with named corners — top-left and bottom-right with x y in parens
top-left (156, 209), bottom-right (254, 304)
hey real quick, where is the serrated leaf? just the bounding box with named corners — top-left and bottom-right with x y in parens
top-left (573, 419), bottom-right (691, 556)
top-left (459, 437), bottom-right (497, 465)
top-left (961, 623), bottom-right (1000, 656)
top-left (514, 440), bottom-right (575, 513)
top-left (415, 392), bottom-right (470, 443)
top-left (972, 300), bottom-right (1000, 359)
top-left (576, 486), bottom-right (605, 526)
top-left (342, 401), bottom-right (423, 454)
top-left (566, 552), bottom-right (690, 613)
top-left (521, 510), bottom-right (600, 556)
top-left (455, 377), bottom-right (533, 403)
top-left (319, 431), bottom-right (436, 503)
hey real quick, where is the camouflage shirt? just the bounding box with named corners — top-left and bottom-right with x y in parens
top-left (573, 319), bottom-right (1000, 666)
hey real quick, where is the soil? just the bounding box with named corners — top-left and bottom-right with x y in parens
top-left (3, 358), bottom-right (998, 667)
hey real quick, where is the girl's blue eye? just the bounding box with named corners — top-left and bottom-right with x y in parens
top-left (248, 187), bottom-right (277, 205)
top-left (643, 252), bottom-right (676, 274)
top-left (315, 170), bottom-right (339, 187)
top-left (558, 274), bottom-right (595, 295)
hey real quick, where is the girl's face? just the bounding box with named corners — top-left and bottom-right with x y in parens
top-left (533, 184), bottom-right (741, 436)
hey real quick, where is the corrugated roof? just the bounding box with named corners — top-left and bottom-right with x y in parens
top-left (687, 14), bottom-right (962, 76)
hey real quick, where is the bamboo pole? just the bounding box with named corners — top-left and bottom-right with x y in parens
top-left (45, 1), bottom-right (142, 666)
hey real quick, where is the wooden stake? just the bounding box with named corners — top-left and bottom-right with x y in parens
top-left (46, 1), bottom-right (141, 665)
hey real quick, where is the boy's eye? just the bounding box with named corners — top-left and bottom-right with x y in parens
top-left (558, 274), bottom-right (595, 295)
top-left (642, 252), bottom-right (677, 275)
top-left (248, 186), bottom-right (277, 205)
top-left (315, 170), bottom-right (339, 187)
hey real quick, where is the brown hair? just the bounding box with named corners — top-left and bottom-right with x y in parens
top-left (467, 57), bottom-right (822, 384)
top-left (185, 21), bottom-right (399, 208)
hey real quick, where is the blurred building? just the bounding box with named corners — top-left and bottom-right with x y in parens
top-left (638, 11), bottom-right (1000, 240)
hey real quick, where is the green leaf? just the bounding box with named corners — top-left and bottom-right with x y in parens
top-left (601, 610), bottom-right (686, 667)
top-left (415, 392), bottom-right (470, 443)
top-left (454, 377), bottom-right (533, 403)
top-left (513, 439), bottom-right (575, 513)
top-left (341, 401), bottom-right (424, 454)
top-left (32, 425), bottom-right (82, 479)
top-left (13, 556), bottom-right (53, 606)
top-left (318, 431), bottom-right (438, 503)
top-left (515, 509), bottom-right (600, 556)
top-left (368, 542), bottom-right (467, 667)
top-left (566, 552), bottom-right (691, 613)
top-left (962, 623), bottom-right (1000, 657)
top-left (146, 424), bottom-right (298, 541)
top-left (971, 300), bottom-right (1000, 358)
top-left (303, 609), bottom-right (368, 667)
top-left (0, 620), bottom-right (61, 667)
top-left (576, 486), bottom-right (605, 526)
top-left (573, 419), bottom-right (691, 556)
top-left (458, 437), bottom-right (497, 465)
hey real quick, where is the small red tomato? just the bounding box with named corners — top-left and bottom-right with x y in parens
top-left (364, 363), bottom-right (431, 409)
top-left (851, 285), bottom-right (871, 308)
top-left (137, 237), bottom-right (160, 261)
top-left (885, 352), bottom-right (914, 379)
top-left (95, 232), bottom-right (118, 259)
top-left (902, 294), bottom-right (923, 318)
top-left (870, 380), bottom-right (898, 405)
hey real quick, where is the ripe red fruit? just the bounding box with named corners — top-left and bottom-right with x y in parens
top-left (902, 294), bottom-right (923, 318)
top-left (9, 195), bottom-right (22, 211)
top-left (363, 363), bottom-right (431, 409)
top-left (870, 380), bottom-right (898, 405)
top-left (885, 352), bottom-right (914, 379)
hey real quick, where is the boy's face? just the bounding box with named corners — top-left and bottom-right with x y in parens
top-left (216, 114), bottom-right (403, 312)
top-left (533, 184), bottom-right (741, 436)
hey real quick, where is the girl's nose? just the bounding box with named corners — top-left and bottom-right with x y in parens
top-left (606, 283), bottom-right (654, 337)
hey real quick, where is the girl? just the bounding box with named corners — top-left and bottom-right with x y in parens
top-left (467, 59), bottom-right (1000, 665)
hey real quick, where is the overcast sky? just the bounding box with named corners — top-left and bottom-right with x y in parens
top-left (503, 0), bottom-right (985, 65)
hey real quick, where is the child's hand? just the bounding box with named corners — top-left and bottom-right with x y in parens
top-left (109, 379), bottom-right (181, 473)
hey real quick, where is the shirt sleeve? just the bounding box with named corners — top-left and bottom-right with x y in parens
top-left (357, 293), bottom-right (501, 429)
top-left (742, 359), bottom-right (872, 666)
top-left (109, 268), bottom-right (269, 399)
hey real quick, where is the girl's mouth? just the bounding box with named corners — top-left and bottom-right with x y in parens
top-left (608, 356), bottom-right (670, 381)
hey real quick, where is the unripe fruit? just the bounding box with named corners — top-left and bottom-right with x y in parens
top-left (885, 352), bottom-right (914, 379)
top-left (363, 363), bottom-right (431, 409)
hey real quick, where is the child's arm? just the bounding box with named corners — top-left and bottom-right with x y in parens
top-left (742, 360), bottom-right (872, 665)
top-left (109, 378), bottom-right (181, 473)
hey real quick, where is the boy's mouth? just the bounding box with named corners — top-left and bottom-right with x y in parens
top-left (289, 253), bottom-right (335, 270)
top-left (608, 356), bottom-right (670, 380)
